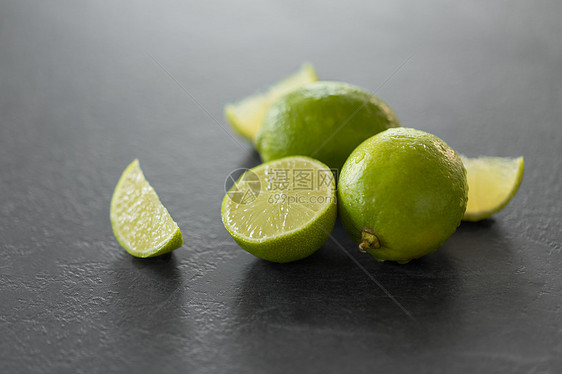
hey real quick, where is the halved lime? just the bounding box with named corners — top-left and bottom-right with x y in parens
top-left (461, 155), bottom-right (524, 221)
top-left (110, 159), bottom-right (183, 257)
top-left (224, 63), bottom-right (318, 143)
top-left (221, 156), bottom-right (337, 263)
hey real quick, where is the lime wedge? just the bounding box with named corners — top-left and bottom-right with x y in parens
top-left (221, 156), bottom-right (337, 263)
top-left (461, 155), bottom-right (524, 221)
top-left (224, 63), bottom-right (318, 144)
top-left (110, 159), bottom-right (183, 257)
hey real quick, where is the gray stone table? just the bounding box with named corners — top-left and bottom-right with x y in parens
top-left (1, 1), bottom-right (561, 373)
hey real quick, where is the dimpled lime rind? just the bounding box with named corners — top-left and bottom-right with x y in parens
top-left (255, 81), bottom-right (400, 170)
top-left (338, 128), bottom-right (468, 263)
top-left (221, 156), bottom-right (337, 263)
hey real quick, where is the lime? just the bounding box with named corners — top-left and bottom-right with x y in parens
top-left (221, 156), bottom-right (337, 263)
top-left (461, 155), bottom-right (524, 221)
top-left (255, 81), bottom-right (400, 170)
top-left (110, 159), bottom-right (183, 258)
top-left (224, 63), bottom-right (318, 143)
top-left (338, 128), bottom-right (468, 263)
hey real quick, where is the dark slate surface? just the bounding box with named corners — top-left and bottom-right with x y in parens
top-left (1, 1), bottom-right (561, 373)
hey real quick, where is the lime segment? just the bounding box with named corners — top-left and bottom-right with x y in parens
top-left (110, 159), bottom-right (183, 257)
top-left (224, 64), bottom-right (318, 143)
top-left (461, 155), bottom-right (524, 221)
top-left (221, 156), bottom-right (337, 263)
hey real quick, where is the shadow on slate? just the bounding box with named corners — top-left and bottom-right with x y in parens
top-left (110, 253), bottom-right (186, 329)
top-left (231, 220), bottom-right (459, 334)
top-left (229, 216), bottom-right (531, 344)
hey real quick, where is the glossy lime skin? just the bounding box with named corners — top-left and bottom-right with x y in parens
top-left (255, 81), bottom-right (400, 170)
top-left (338, 128), bottom-right (468, 263)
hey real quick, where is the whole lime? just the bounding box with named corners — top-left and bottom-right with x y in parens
top-left (255, 81), bottom-right (400, 170)
top-left (338, 128), bottom-right (468, 263)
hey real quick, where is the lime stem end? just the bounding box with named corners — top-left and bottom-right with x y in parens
top-left (359, 230), bottom-right (381, 251)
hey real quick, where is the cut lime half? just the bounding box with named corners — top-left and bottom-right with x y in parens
top-left (461, 155), bottom-right (524, 221)
top-left (224, 63), bottom-right (318, 144)
top-left (110, 159), bottom-right (183, 257)
top-left (221, 156), bottom-right (337, 263)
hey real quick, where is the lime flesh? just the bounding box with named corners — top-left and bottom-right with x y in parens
top-left (110, 160), bottom-right (183, 258)
top-left (461, 155), bottom-right (524, 221)
top-left (221, 156), bottom-right (337, 263)
top-left (224, 64), bottom-right (318, 143)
